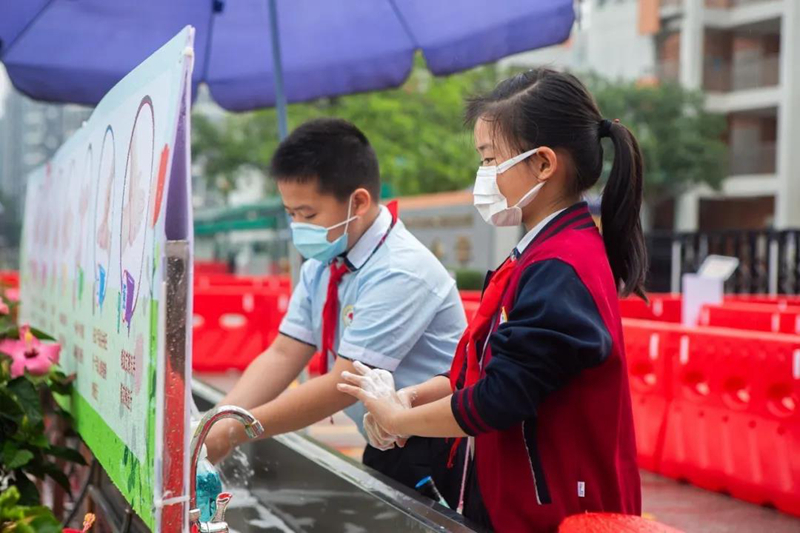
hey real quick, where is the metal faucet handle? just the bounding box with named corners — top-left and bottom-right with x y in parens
top-left (212, 492), bottom-right (232, 523)
top-left (198, 521), bottom-right (229, 533)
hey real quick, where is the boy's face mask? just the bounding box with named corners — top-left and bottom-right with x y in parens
top-left (290, 194), bottom-right (358, 262)
top-left (473, 148), bottom-right (544, 227)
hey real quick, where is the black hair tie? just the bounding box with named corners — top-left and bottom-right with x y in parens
top-left (598, 119), bottom-right (613, 138)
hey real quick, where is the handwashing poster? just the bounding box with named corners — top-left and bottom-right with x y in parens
top-left (19, 27), bottom-right (195, 530)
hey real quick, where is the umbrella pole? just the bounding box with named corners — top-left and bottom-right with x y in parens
top-left (267, 0), bottom-right (304, 340)
top-left (267, 0), bottom-right (289, 141)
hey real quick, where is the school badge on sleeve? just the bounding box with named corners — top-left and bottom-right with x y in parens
top-left (342, 304), bottom-right (355, 328)
top-left (499, 307), bottom-right (508, 325)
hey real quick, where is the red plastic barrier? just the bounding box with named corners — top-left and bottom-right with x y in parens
top-left (622, 319), bottom-right (678, 472)
top-left (194, 273), bottom-right (292, 290)
top-left (192, 287), bottom-right (291, 371)
top-left (700, 302), bottom-right (800, 335)
top-left (0, 270), bottom-right (19, 288)
top-left (460, 290), bottom-right (481, 304)
top-left (725, 294), bottom-right (800, 308)
top-left (658, 325), bottom-right (800, 515)
top-left (194, 261), bottom-right (230, 275)
top-left (619, 294), bottom-right (682, 323)
top-left (463, 300), bottom-right (479, 322)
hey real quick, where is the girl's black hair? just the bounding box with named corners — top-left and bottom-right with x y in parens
top-left (465, 68), bottom-right (647, 299)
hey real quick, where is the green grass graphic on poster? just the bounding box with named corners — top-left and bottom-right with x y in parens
top-left (19, 28), bottom-right (195, 530)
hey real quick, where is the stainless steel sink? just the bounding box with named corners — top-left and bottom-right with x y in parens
top-left (193, 379), bottom-right (482, 533)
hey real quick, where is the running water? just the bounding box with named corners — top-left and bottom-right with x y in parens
top-left (220, 446), bottom-right (257, 489)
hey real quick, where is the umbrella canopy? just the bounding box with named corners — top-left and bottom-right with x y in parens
top-left (0, 0), bottom-right (574, 111)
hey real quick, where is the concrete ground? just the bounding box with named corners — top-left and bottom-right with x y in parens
top-left (198, 372), bottom-right (800, 532)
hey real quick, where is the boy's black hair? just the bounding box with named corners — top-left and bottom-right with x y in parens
top-left (270, 118), bottom-right (380, 201)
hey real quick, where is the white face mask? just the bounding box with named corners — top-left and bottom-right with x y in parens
top-left (473, 148), bottom-right (545, 227)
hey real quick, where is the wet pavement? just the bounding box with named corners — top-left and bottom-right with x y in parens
top-left (641, 471), bottom-right (800, 533)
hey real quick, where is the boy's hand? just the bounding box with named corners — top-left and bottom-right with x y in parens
top-left (203, 420), bottom-right (238, 465)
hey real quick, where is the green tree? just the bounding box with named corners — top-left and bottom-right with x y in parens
top-left (193, 66), bottom-right (727, 212)
top-left (586, 74), bottom-right (727, 212)
top-left (192, 58), bottom-right (499, 200)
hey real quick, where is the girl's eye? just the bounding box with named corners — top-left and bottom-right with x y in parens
top-left (304, 214), bottom-right (317, 221)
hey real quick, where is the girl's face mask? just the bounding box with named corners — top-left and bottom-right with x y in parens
top-left (472, 148), bottom-right (545, 227)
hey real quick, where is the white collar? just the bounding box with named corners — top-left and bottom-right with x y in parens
top-left (514, 207), bottom-right (568, 255)
top-left (343, 205), bottom-right (392, 270)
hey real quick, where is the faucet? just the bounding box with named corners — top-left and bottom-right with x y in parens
top-left (189, 405), bottom-right (264, 532)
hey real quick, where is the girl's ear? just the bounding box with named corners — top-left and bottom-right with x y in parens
top-left (351, 188), bottom-right (372, 217)
top-left (532, 146), bottom-right (558, 182)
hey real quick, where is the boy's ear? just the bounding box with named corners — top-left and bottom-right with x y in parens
top-left (351, 187), bottom-right (372, 217)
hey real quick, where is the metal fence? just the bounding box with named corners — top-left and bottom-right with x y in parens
top-left (646, 229), bottom-right (800, 295)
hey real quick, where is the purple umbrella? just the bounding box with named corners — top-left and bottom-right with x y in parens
top-left (1, 0), bottom-right (574, 136)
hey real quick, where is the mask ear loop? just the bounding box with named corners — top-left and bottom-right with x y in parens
top-left (513, 180), bottom-right (546, 209)
top-left (342, 194), bottom-right (355, 236)
top-left (497, 148), bottom-right (539, 174)
top-left (326, 194), bottom-right (359, 232)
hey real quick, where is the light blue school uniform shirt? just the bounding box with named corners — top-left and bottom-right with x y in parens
top-left (279, 205), bottom-right (466, 434)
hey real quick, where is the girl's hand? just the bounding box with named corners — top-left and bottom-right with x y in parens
top-left (363, 412), bottom-right (398, 450)
top-left (338, 361), bottom-right (408, 436)
top-left (340, 380), bottom-right (405, 435)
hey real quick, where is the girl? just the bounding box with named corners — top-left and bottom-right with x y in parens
top-left (338, 68), bottom-right (645, 532)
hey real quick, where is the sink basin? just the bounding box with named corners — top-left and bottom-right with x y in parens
top-left (193, 380), bottom-right (482, 533)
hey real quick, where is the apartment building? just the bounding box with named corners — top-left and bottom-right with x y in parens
top-left (506, 0), bottom-right (800, 232)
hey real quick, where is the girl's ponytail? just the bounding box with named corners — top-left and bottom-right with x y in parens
top-left (600, 120), bottom-right (648, 300)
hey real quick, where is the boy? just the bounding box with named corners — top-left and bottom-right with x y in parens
top-left (203, 118), bottom-right (466, 492)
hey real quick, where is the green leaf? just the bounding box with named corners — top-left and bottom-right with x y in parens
top-left (4, 448), bottom-right (34, 470)
top-left (0, 484), bottom-right (21, 510)
top-left (40, 462), bottom-right (71, 494)
top-left (46, 378), bottom-right (73, 397)
top-left (0, 324), bottom-right (19, 339)
top-left (0, 388), bottom-right (24, 426)
top-left (28, 327), bottom-right (55, 341)
top-left (45, 445), bottom-right (86, 466)
top-left (0, 487), bottom-right (61, 533)
top-left (7, 377), bottom-right (43, 425)
top-left (13, 470), bottom-right (40, 506)
top-left (24, 512), bottom-right (63, 533)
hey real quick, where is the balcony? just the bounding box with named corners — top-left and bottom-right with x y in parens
top-left (704, 55), bottom-right (779, 92)
top-left (729, 142), bottom-right (776, 176)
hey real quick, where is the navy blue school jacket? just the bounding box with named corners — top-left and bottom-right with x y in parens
top-left (450, 203), bottom-right (641, 532)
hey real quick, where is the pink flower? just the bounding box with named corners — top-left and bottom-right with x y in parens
top-left (4, 288), bottom-right (19, 302)
top-left (0, 300), bottom-right (8, 315)
top-left (0, 325), bottom-right (60, 378)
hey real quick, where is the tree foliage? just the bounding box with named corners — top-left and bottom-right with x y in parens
top-left (192, 64), bottom-right (727, 207)
top-left (586, 74), bottom-right (727, 203)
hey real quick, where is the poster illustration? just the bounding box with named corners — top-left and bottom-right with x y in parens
top-left (19, 27), bottom-right (195, 530)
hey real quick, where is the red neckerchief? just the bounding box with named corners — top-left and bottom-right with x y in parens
top-left (447, 255), bottom-right (517, 466)
top-left (319, 201), bottom-right (398, 374)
